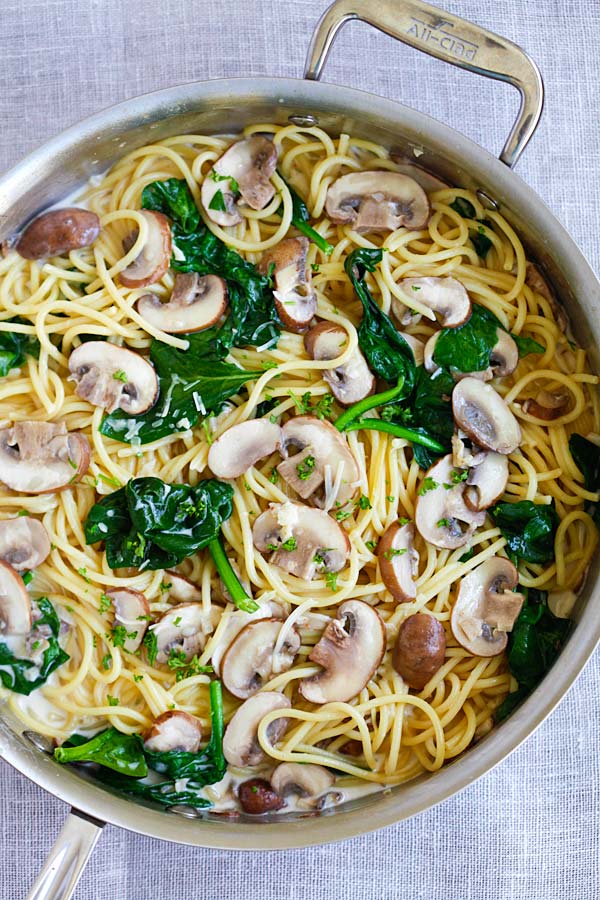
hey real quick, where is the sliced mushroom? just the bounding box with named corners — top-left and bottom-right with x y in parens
top-left (270, 763), bottom-right (334, 798)
top-left (201, 136), bottom-right (278, 226)
top-left (253, 502), bottom-right (350, 579)
top-left (0, 561), bottom-right (32, 635)
top-left (525, 262), bottom-right (568, 332)
top-left (208, 419), bottom-right (281, 479)
top-left (164, 571), bottom-right (202, 603)
top-left (144, 710), bottom-right (203, 753)
top-left (277, 416), bottom-right (359, 507)
top-left (463, 451), bottom-right (509, 512)
top-left (16, 208), bottom-right (101, 260)
top-left (452, 378), bottom-right (521, 455)
top-left (489, 329), bottom-right (519, 377)
top-left (378, 522), bottom-right (419, 602)
top-left (210, 598), bottom-right (286, 677)
top-left (105, 587), bottom-right (150, 653)
top-left (451, 430), bottom-right (487, 469)
top-left (120, 210), bottom-right (172, 288)
top-left (0, 517), bottom-right (51, 571)
top-left (423, 332), bottom-right (441, 375)
top-left (325, 171), bottom-right (430, 233)
top-left (398, 332), bottom-right (425, 367)
top-left (415, 455), bottom-right (486, 550)
top-left (392, 613), bottom-right (446, 690)
top-left (299, 600), bottom-right (385, 704)
top-left (151, 602), bottom-right (217, 664)
top-left (221, 617), bottom-right (300, 699)
top-left (69, 342), bottom-right (158, 415)
top-left (137, 272), bottom-right (227, 334)
top-left (304, 322), bottom-right (375, 406)
top-left (548, 589), bottom-right (577, 619)
top-left (451, 557), bottom-right (524, 657)
top-left (223, 691), bottom-right (291, 767)
top-left (0, 421), bottom-right (90, 494)
top-left (522, 390), bottom-right (570, 421)
top-left (260, 237), bottom-right (316, 332)
top-left (393, 277), bottom-right (471, 328)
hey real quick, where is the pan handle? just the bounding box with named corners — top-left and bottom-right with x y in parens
top-left (304, 0), bottom-right (544, 168)
top-left (25, 808), bottom-right (104, 900)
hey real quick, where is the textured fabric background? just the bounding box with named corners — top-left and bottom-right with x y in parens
top-left (1, 1), bottom-right (599, 898)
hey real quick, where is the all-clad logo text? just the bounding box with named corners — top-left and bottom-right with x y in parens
top-left (406, 17), bottom-right (479, 62)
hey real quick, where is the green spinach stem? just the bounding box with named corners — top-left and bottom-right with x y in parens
top-left (292, 218), bottom-right (334, 255)
top-left (335, 377), bottom-right (405, 431)
top-left (209, 537), bottom-right (259, 613)
top-left (342, 418), bottom-right (446, 452)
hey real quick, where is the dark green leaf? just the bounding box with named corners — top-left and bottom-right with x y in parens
top-left (208, 190), bottom-right (227, 212)
top-left (54, 728), bottom-right (148, 776)
top-left (512, 333), bottom-right (545, 357)
top-left (450, 198), bottom-right (477, 219)
top-left (0, 318), bottom-right (40, 377)
top-left (345, 249), bottom-right (415, 394)
top-left (490, 500), bottom-right (559, 564)
top-left (434, 303), bottom-right (502, 373)
top-left (84, 477), bottom-right (234, 571)
top-left (0, 598), bottom-right (69, 695)
top-left (142, 178), bottom-right (200, 234)
top-left (277, 174), bottom-right (334, 255)
top-left (450, 199), bottom-right (492, 257)
top-left (569, 433), bottom-right (600, 529)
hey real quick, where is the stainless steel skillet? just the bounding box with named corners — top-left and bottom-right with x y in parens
top-left (0, 2), bottom-right (598, 898)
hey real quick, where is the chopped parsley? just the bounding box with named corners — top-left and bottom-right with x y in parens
top-left (334, 508), bottom-right (353, 522)
top-left (296, 455), bottom-right (316, 481)
top-left (365, 540), bottom-right (379, 552)
top-left (289, 390), bottom-right (334, 421)
top-left (209, 170), bottom-right (240, 194)
top-left (77, 567), bottom-right (91, 584)
top-left (383, 548), bottom-right (408, 560)
top-left (418, 477), bottom-right (439, 496)
top-left (106, 694), bottom-right (119, 707)
top-left (450, 469), bottom-right (468, 484)
top-left (437, 518), bottom-right (451, 528)
top-left (325, 572), bottom-right (339, 592)
top-left (356, 494), bottom-right (372, 510)
top-left (101, 653), bottom-right (112, 671)
top-left (159, 581), bottom-right (172, 593)
top-left (398, 517), bottom-right (411, 526)
top-left (269, 469), bottom-right (279, 483)
top-left (208, 190), bottom-right (227, 212)
top-left (167, 648), bottom-right (213, 682)
top-left (133, 673), bottom-right (144, 683)
top-left (280, 537), bottom-right (298, 552)
top-left (112, 370), bottom-right (128, 383)
top-left (142, 631), bottom-right (158, 666)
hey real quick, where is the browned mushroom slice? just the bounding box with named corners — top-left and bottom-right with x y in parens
top-left (270, 763), bottom-right (335, 799)
top-left (0, 561), bottom-right (32, 635)
top-left (325, 171), bottom-right (430, 233)
top-left (223, 691), bottom-right (291, 767)
top-left (105, 587), bottom-right (150, 653)
top-left (69, 342), bottom-right (158, 415)
top-left (463, 451), bottom-right (509, 512)
top-left (16, 208), bottom-right (101, 260)
top-left (0, 421), bottom-right (90, 494)
top-left (252, 502), bottom-right (350, 580)
top-left (378, 522), bottom-right (419, 602)
top-left (151, 602), bottom-right (216, 664)
top-left (392, 613), bottom-right (446, 690)
top-left (525, 262), bottom-right (568, 332)
top-left (120, 211), bottom-right (172, 288)
top-left (277, 416), bottom-right (359, 507)
top-left (393, 277), bottom-right (471, 328)
top-left (0, 517), bottom-right (51, 572)
top-left (259, 237), bottom-right (316, 332)
top-left (415, 455), bottom-right (485, 550)
top-left (144, 710), bottom-right (203, 753)
top-left (164, 571), bottom-right (202, 603)
top-left (299, 600), bottom-right (385, 704)
top-left (201, 136), bottom-right (278, 226)
top-left (304, 322), bottom-right (375, 406)
top-left (522, 390), bottom-right (570, 421)
top-left (221, 617), bottom-right (300, 699)
top-left (451, 557), bottom-right (524, 657)
top-left (207, 419), bottom-right (281, 479)
top-left (137, 272), bottom-right (228, 334)
top-left (452, 378), bottom-right (521, 455)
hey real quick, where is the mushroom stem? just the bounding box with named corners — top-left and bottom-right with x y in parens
top-left (209, 537), bottom-right (258, 614)
top-left (342, 419), bottom-right (446, 452)
top-left (334, 376), bottom-right (405, 431)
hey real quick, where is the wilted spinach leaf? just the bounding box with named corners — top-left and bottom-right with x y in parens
top-left (511, 333), bottom-right (545, 357)
top-left (345, 248), bottom-right (415, 395)
top-left (0, 598), bottom-right (69, 695)
top-left (54, 728), bottom-right (148, 776)
top-left (490, 500), bottom-right (559, 564)
top-left (85, 477), bottom-right (234, 570)
top-left (495, 589), bottom-right (569, 721)
top-left (449, 198), bottom-right (493, 257)
top-left (0, 318), bottom-right (40, 377)
top-left (569, 433), bottom-right (600, 528)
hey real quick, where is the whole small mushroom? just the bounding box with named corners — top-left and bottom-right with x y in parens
top-left (522, 390), bottom-right (570, 421)
top-left (120, 210), bottom-right (172, 289)
top-left (137, 272), bottom-right (228, 334)
top-left (144, 710), bottom-right (203, 753)
top-left (451, 557), bottom-right (525, 657)
top-left (299, 600), bottom-right (385, 704)
top-left (325, 171), bottom-right (430, 233)
top-left (237, 778), bottom-right (285, 814)
top-left (16, 208), bottom-right (100, 260)
top-left (452, 378), bottom-right (522, 455)
top-left (0, 517), bottom-right (51, 572)
top-left (304, 322), bottom-right (375, 406)
top-left (69, 342), bottom-right (158, 415)
top-left (201, 136), bottom-right (278, 227)
top-left (260, 237), bottom-right (316, 332)
top-left (223, 691), bottom-right (291, 767)
top-left (0, 421), bottom-right (90, 494)
top-left (392, 613), bottom-right (446, 690)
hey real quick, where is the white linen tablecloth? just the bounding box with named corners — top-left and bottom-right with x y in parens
top-left (1, 1), bottom-right (599, 897)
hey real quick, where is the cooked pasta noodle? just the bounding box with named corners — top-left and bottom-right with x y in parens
top-left (0, 123), bottom-right (598, 803)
